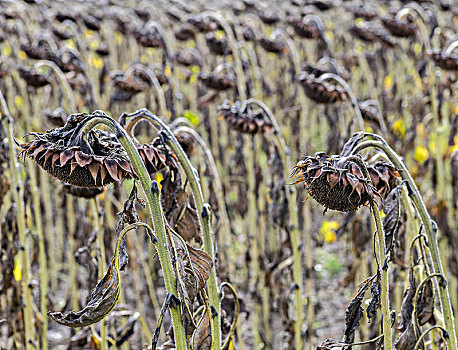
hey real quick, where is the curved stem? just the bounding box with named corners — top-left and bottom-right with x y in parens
top-left (413, 273), bottom-right (444, 346)
top-left (318, 73), bottom-right (365, 131)
top-left (125, 64), bottom-right (168, 118)
top-left (120, 109), bottom-right (221, 349)
top-left (33, 60), bottom-right (77, 111)
top-left (351, 136), bottom-right (457, 350)
top-left (201, 11), bottom-right (246, 100)
top-left (414, 325), bottom-right (448, 350)
top-left (77, 113), bottom-right (187, 350)
top-left (445, 40), bottom-right (458, 55)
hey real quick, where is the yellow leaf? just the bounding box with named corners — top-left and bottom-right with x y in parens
top-left (14, 255), bottom-right (22, 281)
top-left (2, 45), bottom-right (11, 56)
top-left (91, 55), bottom-right (104, 69)
top-left (325, 30), bottom-right (334, 40)
top-left (65, 39), bottom-right (76, 49)
top-left (182, 110), bottom-right (200, 126)
top-left (15, 96), bottom-right (23, 108)
top-left (155, 172), bottom-right (164, 189)
top-left (392, 119), bottom-right (406, 137)
top-left (216, 30), bottom-right (225, 40)
top-left (319, 220), bottom-right (339, 244)
top-left (89, 40), bottom-right (99, 50)
top-left (191, 65), bottom-right (200, 74)
top-left (18, 50), bottom-right (27, 60)
top-left (355, 18), bottom-right (364, 26)
top-left (84, 29), bottom-right (94, 38)
top-left (189, 74), bottom-right (197, 84)
top-left (140, 54), bottom-right (149, 64)
top-left (414, 145), bottom-right (429, 164)
top-left (165, 66), bottom-right (172, 76)
top-left (384, 73), bottom-right (394, 91)
top-left (414, 43), bottom-right (422, 56)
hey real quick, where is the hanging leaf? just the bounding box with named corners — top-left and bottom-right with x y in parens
top-left (339, 133), bottom-right (365, 157)
top-left (48, 222), bottom-right (155, 327)
top-left (382, 187), bottom-right (401, 255)
top-left (395, 324), bottom-right (416, 350)
top-left (162, 171), bottom-right (202, 243)
top-left (399, 269), bottom-right (416, 331)
top-left (192, 305), bottom-right (212, 350)
top-left (366, 272), bottom-right (381, 322)
top-left (48, 252), bottom-right (121, 327)
top-left (343, 274), bottom-right (376, 348)
top-left (417, 279), bottom-right (435, 326)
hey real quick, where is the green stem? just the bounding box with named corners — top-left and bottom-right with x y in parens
top-left (351, 137), bottom-right (458, 350)
top-left (0, 91), bottom-right (35, 349)
top-left (122, 109), bottom-right (221, 349)
top-left (78, 114), bottom-right (187, 350)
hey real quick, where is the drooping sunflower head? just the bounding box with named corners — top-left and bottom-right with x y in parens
top-left (291, 153), bottom-right (399, 212)
top-left (217, 100), bottom-right (273, 135)
top-left (20, 113), bottom-right (135, 188)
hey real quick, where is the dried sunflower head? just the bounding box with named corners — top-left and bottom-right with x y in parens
top-left (205, 32), bottom-right (232, 56)
top-left (291, 153), bottom-right (399, 212)
top-left (381, 16), bottom-right (416, 38)
top-left (289, 17), bottom-right (321, 39)
top-left (427, 49), bottom-right (458, 71)
top-left (259, 36), bottom-right (286, 54)
top-left (174, 23), bottom-right (196, 41)
top-left (352, 6), bottom-right (378, 21)
top-left (297, 72), bottom-right (348, 104)
top-left (217, 100), bottom-right (273, 135)
top-left (20, 113), bottom-right (135, 188)
top-left (198, 72), bottom-right (236, 91)
top-left (18, 67), bottom-right (52, 88)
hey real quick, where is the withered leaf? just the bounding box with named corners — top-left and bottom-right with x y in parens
top-left (417, 279), bottom-right (435, 326)
top-left (382, 187), bottom-right (401, 254)
top-left (340, 133), bottom-right (365, 157)
top-left (192, 306), bottom-right (212, 350)
top-left (317, 338), bottom-right (348, 350)
top-left (48, 254), bottom-right (120, 327)
top-left (49, 221), bottom-right (154, 328)
top-left (395, 324), bottom-right (416, 350)
top-left (343, 275), bottom-right (375, 348)
top-left (366, 272), bottom-right (381, 322)
top-left (399, 269), bottom-right (416, 331)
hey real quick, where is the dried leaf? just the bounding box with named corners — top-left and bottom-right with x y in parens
top-left (192, 306), bottom-right (212, 350)
top-left (366, 272), bottom-right (381, 322)
top-left (339, 133), bottom-right (365, 157)
top-left (343, 275), bottom-right (375, 348)
top-left (48, 253), bottom-right (120, 327)
top-left (417, 280), bottom-right (435, 326)
top-left (382, 187), bottom-right (401, 254)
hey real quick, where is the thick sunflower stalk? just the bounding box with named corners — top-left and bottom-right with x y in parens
top-left (21, 111), bottom-right (187, 350)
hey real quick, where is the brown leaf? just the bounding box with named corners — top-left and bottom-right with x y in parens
top-left (48, 254), bottom-right (120, 327)
top-left (192, 307), bottom-right (212, 350)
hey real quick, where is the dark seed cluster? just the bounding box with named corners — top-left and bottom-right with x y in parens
top-left (297, 72), bottom-right (348, 104)
top-left (217, 100), bottom-right (273, 135)
top-left (20, 113), bottom-right (135, 187)
top-left (291, 153), bottom-right (399, 212)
